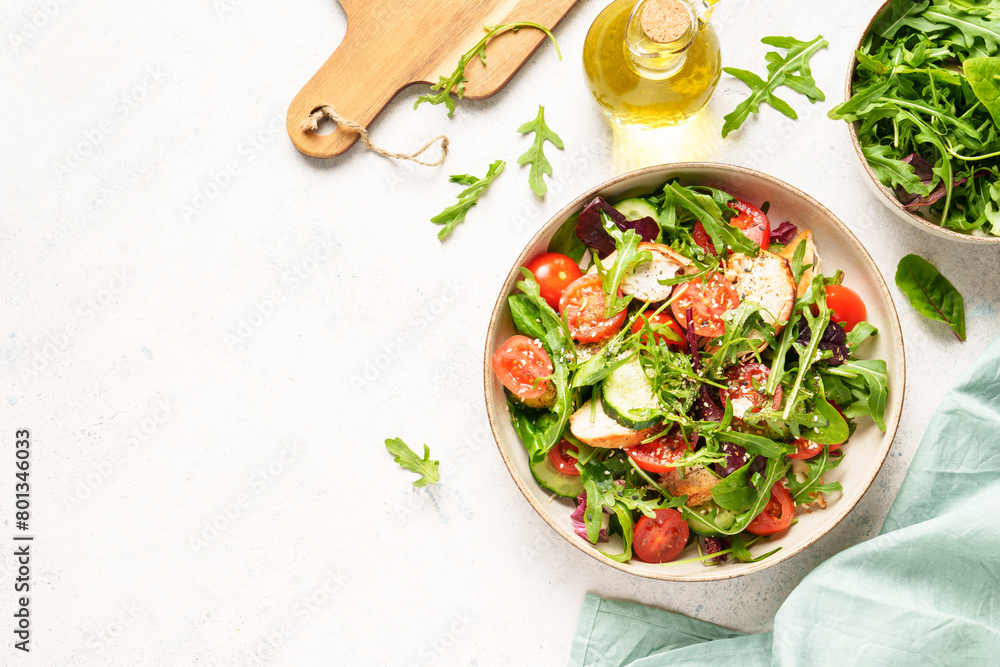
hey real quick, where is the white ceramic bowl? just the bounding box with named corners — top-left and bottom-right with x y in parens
top-left (845, 0), bottom-right (1000, 244)
top-left (484, 163), bottom-right (906, 581)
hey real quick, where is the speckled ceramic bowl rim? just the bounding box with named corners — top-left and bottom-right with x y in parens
top-left (845, 0), bottom-right (1000, 244)
top-left (484, 162), bottom-right (906, 581)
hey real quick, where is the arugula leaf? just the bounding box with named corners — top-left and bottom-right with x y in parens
top-left (783, 275), bottom-right (834, 418)
top-left (593, 223), bottom-right (651, 318)
top-left (895, 254), bottom-right (966, 340)
top-left (862, 144), bottom-right (933, 196)
top-left (716, 430), bottom-right (795, 459)
top-left (384, 438), bottom-right (440, 487)
top-left (431, 160), bottom-right (505, 240)
top-left (824, 360), bottom-right (889, 431)
top-left (730, 535), bottom-right (781, 563)
top-left (660, 182), bottom-right (758, 255)
top-left (721, 35), bottom-right (828, 138)
top-left (786, 448), bottom-right (843, 504)
top-left (415, 23), bottom-right (561, 116)
top-left (516, 106), bottom-right (564, 197)
top-left (846, 321), bottom-right (879, 353)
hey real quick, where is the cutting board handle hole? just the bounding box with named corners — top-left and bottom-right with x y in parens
top-left (307, 107), bottom-right (338, 136)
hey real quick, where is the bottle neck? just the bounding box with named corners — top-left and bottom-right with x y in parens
top-left (625, 0), bottom-right (706, 79)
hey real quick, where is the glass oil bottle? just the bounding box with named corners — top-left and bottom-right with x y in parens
top-left (583, 0), bottom-right (722, 128)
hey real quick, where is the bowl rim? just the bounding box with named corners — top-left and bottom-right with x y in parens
top-left (844, 0), bottom-right (1000, 244)
top-left (483, 162), bottom-right (907, 581)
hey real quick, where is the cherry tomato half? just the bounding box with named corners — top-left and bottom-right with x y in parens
top-left (745, 483), bottom-right (795, 536)
top-left (634, 508), bottom-right (690, 563)
top-left (692, 222), bottom-right (716, 255)
top-left (525, 252), bottom-right (583, 311)
top-left (729, 199), bottom-right (770, 249)
top-left (559, 273), bottom-right (626, 343)
top-left (625, 431), bottom-right (693, 473)
top-left (719, 362), bottom-right (782, 419)
top-left (631, 310), bottom-right (688, 351)
top-left (825, 284), bottom-right (867, 333)
top-left (787, 437), bottom-right (844, 460)
top-left (547, 439), bottom-right (580, 476)
top-left (670, 273), bottom-right (740, 339)
top-left (491, 335), bottom-right (554, 407)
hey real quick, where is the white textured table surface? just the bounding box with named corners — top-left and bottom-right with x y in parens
top-left (4, 0), bottom-right (1000, 664)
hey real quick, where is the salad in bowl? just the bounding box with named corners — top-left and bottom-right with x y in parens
top-left (485, 164), bottom-right (904, 579)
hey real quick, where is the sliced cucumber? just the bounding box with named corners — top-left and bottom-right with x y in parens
top-left (685, 501), bottom-right (737, 537)
top-left (601, 355), bottom-right (660, 430)
top-left (529, 454), bottom-right (584, 498)
top-left (613, 197), bottom-right (659, 221)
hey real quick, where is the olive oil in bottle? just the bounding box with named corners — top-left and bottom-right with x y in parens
top-left (583, 0), bottom-right (721, 128)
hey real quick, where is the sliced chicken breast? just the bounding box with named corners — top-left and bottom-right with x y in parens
top-left (589, 243), bottom-right (691, 303)
top-left (658, 465), bottom-right (722, 506)
top-left (725, 250), bottom-right (796, 331)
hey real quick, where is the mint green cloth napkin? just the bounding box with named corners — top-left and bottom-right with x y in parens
top-left (570, 336), bottom-right (1000, 666)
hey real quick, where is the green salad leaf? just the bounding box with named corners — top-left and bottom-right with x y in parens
top-left (895, 254), bottom-right (967, 340)
top-left (385, 438), bottom-right (440, 487)
top-left (415, 23), bottom-right (561, 116)
top-left (431, 160), bottom-right (505, 240)
top-left (721, 35), bottom-right (828, 138)
top-left (964, 56), bottom-right (1000, 126)
top-left (517, 105), bottom-right (564, 197)
top-left (506, 270), bottom-right (573, 463)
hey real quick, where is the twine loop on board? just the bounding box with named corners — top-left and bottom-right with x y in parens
top-left (301, 106), bottom-right (449, 167)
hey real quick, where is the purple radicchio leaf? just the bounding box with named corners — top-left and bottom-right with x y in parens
top-left (770, 221), bottom-right (799, 245)
top-left (795, 319), bottom-right (849, 366)
top-left (570, 492), bottom-right (608, 543)
top-left (703, 535), bottom-right (731, 564)
top-left (894, 153), bottom-right (988, 208)
top-left (575, 197), bottom-right (659, 259)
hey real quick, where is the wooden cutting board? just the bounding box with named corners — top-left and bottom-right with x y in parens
top-left (286, 0), bottom-right (580, 159)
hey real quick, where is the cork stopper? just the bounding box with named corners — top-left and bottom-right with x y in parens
top-left (640, 0), bottom-right (690, 44)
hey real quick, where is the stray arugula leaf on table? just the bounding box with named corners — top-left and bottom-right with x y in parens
top-left (895, 254), bottom-right (967, 340)
top-left (385, 438), bottom-right (440, 487)
top-left (721, 35), bottom-right (828, 138)
top-left (414, 22), bottom-right (562, 116)
top-left (431, 159), bottom-right (505, 240)
top-left (517, 105), bottom-right (564, 197)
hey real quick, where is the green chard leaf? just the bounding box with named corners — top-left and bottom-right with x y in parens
top-left (547, 212), bottom-right (587, 262)
top-left (431, 160), bottom-right (505, 240)
top-left (895, 254), bottom-right (966, 340)
top-left (964, 56), bottom-right (1000, 126)
top-left (385, 438), bottom-right (441, 487)
top-left (517, 106), bottom-right (564, 197)
top-left (415, 23), bottom-right (561, 116)
top-left (721, 35), bottom-right (828, 138)
top-left (507, 269), bottom-right (573, 463)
